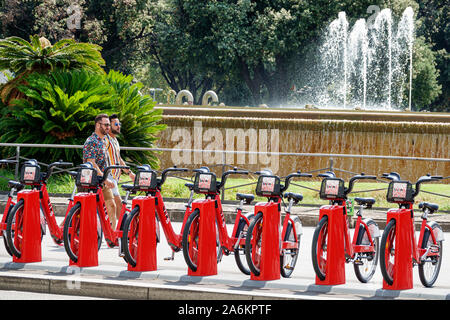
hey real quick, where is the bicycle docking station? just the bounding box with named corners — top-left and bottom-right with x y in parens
top-left (68, 193), bottom-right (99, 268)
top-left (12, 190), bottom-right (42, 263)
top-left (315, 205), bottom-right (347, 285)
top-left (187, 199), bottom-right (218, 277)
top-left (382, 209), bottom-right (414, 290)
top-left (127, 196), bottom-right (158, 272)
top-left (250, 201), bottom-right (281, 281)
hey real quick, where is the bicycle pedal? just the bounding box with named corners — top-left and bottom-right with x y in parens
top-left (430, 245), bottom-right (440, 254)
top-left (354, 260), bottom-right (364, 266)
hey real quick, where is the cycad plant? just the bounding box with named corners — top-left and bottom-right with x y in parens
top-left (0, 35), bottom-right (105, 105)
top-left (0, 70), bottom-right (112, 163)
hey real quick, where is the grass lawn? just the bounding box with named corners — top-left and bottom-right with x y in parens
top-left (1, 169), bottom-right (449, 211)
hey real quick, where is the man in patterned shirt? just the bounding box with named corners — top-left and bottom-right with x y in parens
top-left (105, 114), bottom-right (135, 228)
top-left (83, 113), bottom-right (116, 226)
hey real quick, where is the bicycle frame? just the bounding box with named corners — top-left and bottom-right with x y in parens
top-left (94, 185), bottom-right (130, 247)
top-left (0, 186), bottom-right (16, 236)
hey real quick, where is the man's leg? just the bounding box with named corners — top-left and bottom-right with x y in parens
top-left (102, 187), bottom-right (117, 228)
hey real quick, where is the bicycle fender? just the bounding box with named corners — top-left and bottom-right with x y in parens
top-left (362, 218), bottom-right (380, 238)
top-left (428, 221), bottom-right (445, 242)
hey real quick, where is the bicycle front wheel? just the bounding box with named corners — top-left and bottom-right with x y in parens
top-left (418, 222), bottom-right (443, 287)
top-left (63, 203), bottom-right (82, 262)
top-left (353, 219), bottom-right (379, 283)
top-left (5, 199), bottom-right (25, 258)
top-left (121, 206), bottom-right (140, 267)
top-left (311, 216), bottom-right (328, 281)
top-left (233, 213), bottom-right (253, 275)
top-left (182, 209), bottom-right (201, 271)
top-left (280, 216), bottom-right (302, 278)
top-left (379, 219), bottom-right (396, 285)
top-left (245, 212), bottom-right (263, 276)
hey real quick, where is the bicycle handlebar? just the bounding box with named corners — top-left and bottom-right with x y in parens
top-left (380, 172), bottom-right (401, 181)
top-left (0, 159), bottom-right (18, 164)
top-left (345, 172), bottom-right (377, 195)
top-left (160, 165), bottom-right (189, 186)
top-left (216, 167), bottom-right (249, 189)
top-left (281, 171), bottom-right (313, 192)
top-left (413, 174), bottom-right (442, 197)
top-left (100, 165), bottom-right (130, 184)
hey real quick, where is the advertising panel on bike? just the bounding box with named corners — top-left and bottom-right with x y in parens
top-left (76, 167), bottom-right (98, 188)
top-left (256, 175), bottom-right (281, 197)
top-left (319, 178), bottom-right (345, 200)
top-left (20, 163), bottom-right (41, 184)
top-left (387, 181), bottom-right (414, 203)
top-left (194, 172), bottom-right (217, 194)
top-left (134, 169), bottom-right (157, 190)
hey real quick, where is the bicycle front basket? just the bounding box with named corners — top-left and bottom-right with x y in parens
top-left (386, 180), bottom-right (414, 203)
top-left (255, 175), bottom-right (281, 197)
top-left (20, 163), bottom-right (41, 185)
top-left (134, 169), bottom-right (158, 190)
top-left (319, 178), bottom-right (346, 200)
top-left (194, 172), bottom-right (217, 194)
top-left (75, 167), bottom-right (98, 188)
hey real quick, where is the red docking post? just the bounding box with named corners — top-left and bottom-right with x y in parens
top-left (382, 209), bottom-right (414, 290)
top-left (187, 200), bottom-right (217, 277)
top-left (127, 196), bottom-right (157, 272)
top-left (13, 190), bottom-right (42, 263)
top-left (315, 205), bottom-right (346, 285)
top-left (69, 193), bottom-right (99, 267)
top-left (250, 201), bottom-right (281, 281)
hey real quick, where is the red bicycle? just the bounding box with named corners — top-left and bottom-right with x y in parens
top-left (121, 165), bottom-right (198, 267)
top-left (63, 163), bottom-right (129, 263)
top-left (311, 172), bottom-right (380, 283)
top-left (379, 172), bottom-right (444, 287)
top-left (245, 170), bottom-right (312, 278)
top-left (182, 167), bottom-right (254, 275)
top-left (5, 159), bottom-right (75, 258)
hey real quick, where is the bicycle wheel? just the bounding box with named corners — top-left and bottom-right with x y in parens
top-left (353, 219), bottom-right (379, 283)
top-left (418, 223), bottom-right (443, 287)
top-left (182, 209), bottom-right (200, 271)
top-left (379, 219), bottom-right (396, 285)
top-left (233, 213), bottom-right (253, 275)
top-left (3, 204), bottom-right (14, 256)
top-left (63, 203), bottom-right (82, 262)
top-left (121, 207), bottom-right (140, 267)
top-left (311, 215), bottom-right (328, 281)
top-left (245, 212), bottom-right (263, 276)
top-left (5, 199), bottom-right (25, 258)
top-left (280, 215), bottom-right (302, 278)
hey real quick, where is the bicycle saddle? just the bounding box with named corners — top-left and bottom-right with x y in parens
top-left (419, 202), bottom-right (439, 213)
top-left (121, 184), bottom-right (136, 192)
top-left (354, 197), bottom-right (376, 208)
top-left (185, 183), bottom-right (194, 190)
top-left (8, 180), bottom-right (24, 192)
top-left (284, 192), bottom-right (303, 204)
top-left (236, 193), bottom-right (254, 204)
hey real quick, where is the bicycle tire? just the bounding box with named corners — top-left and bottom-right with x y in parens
top-left (245, 211), bottom-right (263, 276)
top-left (379, 219), bottom-right (396, 285)
top-left (3, 204), bottom-right (14, 256)
top-left (63, 203), bottom-right (82, 262)
top-left (280, 215), bottom-right (302, 278)
top-left (233, 213), bottom-right (253, 275)
top-left (311, 215), bottom-right (328, 281)
top-left (353, 219), bottom-right (379, 283)
top-left (121, 206), bottom-right (140, 267)
top-left (182, 209), bottom-right (201, 271)
top-left (5, 198), bottom-right (25, 258)
top-left (418, 222), bottom-right (443, 287)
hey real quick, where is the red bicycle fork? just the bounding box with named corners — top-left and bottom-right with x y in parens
top-left (0, 196), bottom-right (14, 236)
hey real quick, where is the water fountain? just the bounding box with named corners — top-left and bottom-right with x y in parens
top-left (297, 7), bottom-right (415, 110)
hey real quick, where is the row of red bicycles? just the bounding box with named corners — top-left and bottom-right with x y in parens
top-left (0, 158), bottom-right (444, 288)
